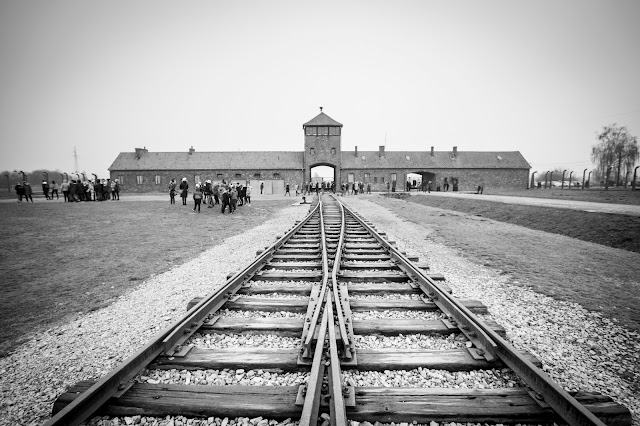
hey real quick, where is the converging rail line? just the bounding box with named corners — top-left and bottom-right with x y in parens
top-left (50, 195), bottom-right (631, 426)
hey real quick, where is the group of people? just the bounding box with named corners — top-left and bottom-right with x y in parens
top-left (169, 178), bottom-right (252, 214)
top-left (59, 179), bottom-right (120, 202)
top-left (13, 179), bottom-right (120, 202)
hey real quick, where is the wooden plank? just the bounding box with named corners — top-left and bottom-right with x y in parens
top-left (255, 271), bottom-right (322, 281)
top-left (353, 318), bottom-right (506, 338)
top-left (350, 299), bottom-right (487, 313)
top-left (356, 348), bottom-right (540, 370)
top-left (53, 381), bottom-right (302, 419)
top-left (347, 387), bottom-right (632, 426)
top-left (225, 298), bottom-right (310, 312)
top-left (153, 347), bottom-right (301, 370)
top-left (55, 384), bottom-right (628, 426)
top-left (150, 347), bottom-right (524, 371)
top-left (338, 272), bottom-right (410, 282)
top-left (202, 317), bottom-right (305, 336)
top-left (239, 283), bottom-right (313, 295)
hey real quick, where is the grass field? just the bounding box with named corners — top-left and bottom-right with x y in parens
top-left (0, 197), bottom-right (295, 356)
top-left (481, 187), bottom-right (640, 205)
top-left (392, 194), bottom-right (640, 253)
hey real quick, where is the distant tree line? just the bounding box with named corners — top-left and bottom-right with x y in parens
top-left (591, 124), bottom-right (639, 187)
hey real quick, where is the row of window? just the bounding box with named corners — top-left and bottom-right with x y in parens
top-left (309, 147), bottom-right (337, 155)
top-left (135, 173), bottom-right (280, 185)
top-left (131, 172), bottom-right (398, 185)
top-left (305, 126), bottom-right (341, 136)
top-left (347, 173), bottom-right (394, 184)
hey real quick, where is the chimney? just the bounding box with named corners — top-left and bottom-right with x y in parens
top-left (355, 146), bottom-right (358, 157)
top-left (430, 146), bottom-right (434, 157)
top-left (189, 146), bottom-right (195, 155)
top-left (379, 145), bottom-right (385, 158)
top-left (453, 146), bottom-right (457, 157)
top-left (134, 147), bottom-right (148, 160)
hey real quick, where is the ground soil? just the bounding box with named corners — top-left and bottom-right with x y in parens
top-left (0, 198), bottom-right (294, 356)
top-left (385, 192), bottom-right (640, 253)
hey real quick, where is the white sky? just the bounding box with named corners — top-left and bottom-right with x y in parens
top-left (1, 0), bottom-right (639, 178)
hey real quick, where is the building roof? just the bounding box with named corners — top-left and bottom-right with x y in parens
top-left (109, 151), bottom-right (304, 171)
top-left (341, 150), bottom-right (530, 169)
top-left (303, 112), bottom-right (343, 127)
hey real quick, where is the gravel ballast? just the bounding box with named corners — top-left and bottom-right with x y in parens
top-left (340, 195), bottom-right (640, 425)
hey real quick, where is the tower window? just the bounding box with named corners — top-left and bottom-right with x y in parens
top-left (306, 127), bottom-right (316, 136)
top-left (329, 127), bottom-right (340, 136)
top-left (319, 127), bottom-right (329, 136)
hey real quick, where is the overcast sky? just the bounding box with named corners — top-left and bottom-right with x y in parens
top-left (1, 0), bottom-right (639, 179)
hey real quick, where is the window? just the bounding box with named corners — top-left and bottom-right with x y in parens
top-left (364, 173), bottom-right (370, 182)
top-left (310, 147), bottom-right (315, 155)
top-left (381, 177), bottom-right (385, 183)
top-left (253, 173), bottom-right (261, 178)
top-left (136, 175), bottom-right (143, 184)
top-left (391, 173), bottom-right (397, 182)
top-left (329, 127), bottom-right (340, 136)
top-left (235, 173), bottom-right (242, 178)
top-left (348, 173), bottom-right (354, 183)
top-left (273, 173), bottom-right (280, 179)
top-left (155, 175), bottom-right (161, 185)
top-left (330, 147), bottom-right (336, 155)
top-left (118, 175), bottom-right (124, 184)
top-left (217, 174), bottom-right (223, 179)
top-left (306, 127), bottom-right (316, 136)
top-left (319, 127), bottom-right (329, 136)
top-left (374, 177), bottom-right (378, 183)
top-left (195, 175), bottom-right (201, 184)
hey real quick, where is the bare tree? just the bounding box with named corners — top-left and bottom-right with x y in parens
top-left (592, 124), bottom-right (638, 186)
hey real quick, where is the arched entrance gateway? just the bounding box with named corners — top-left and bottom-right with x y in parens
top-left (302, 108), bottom-right (343, 191)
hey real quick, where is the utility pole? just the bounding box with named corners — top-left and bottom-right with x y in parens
top-left (74, 146), bottom-right (79, 174)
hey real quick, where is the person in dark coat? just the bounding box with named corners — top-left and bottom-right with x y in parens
top-left (24, 182), bottom-right (34, 202)
top-left (220, 188), bottom-right (231, 213)
top-left (179, 178), bottom-right (188, 205)
top-left (15, 182), bottom-right (24, 202)
top-left (168, 179), bottom-right (177, 204)
top-left (42, 180), bottom-right (50, 200)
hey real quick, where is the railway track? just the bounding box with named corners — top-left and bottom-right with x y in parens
top-left (51, 195), bottom-right (631, 426)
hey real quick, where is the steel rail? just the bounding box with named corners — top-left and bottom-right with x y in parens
top-left (299, 301), bottom-right (329, 426)
top-left (340, 202), bottom-right (608, 426)
top-left (45, 202), bottom-right (321, 426)
top-left (329, 195), bottom-right (351, 358)
top-left (303, 198), bottom-right (330, 355)
top-left (326, 292), bottom-right (348, 426)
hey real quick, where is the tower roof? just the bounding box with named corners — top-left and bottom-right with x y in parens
top-left (303, 111), bottom-right (342, 127)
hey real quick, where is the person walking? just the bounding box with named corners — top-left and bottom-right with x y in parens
top-left (110, 179), bottom-right (117, 200)
top-left (192, 184), bottom-right (203, 212)
top-left (427, 180), bottom-right (432, 193)
top-left (295, 183), bottom-right (299, 196)
top-left (42, 180), bottom-right (51, 200)
top-left (260, 182), bottom-right (264, 194)
top-left (14, 182), bottom-right (24, 202)
top-left (179, 178), bottom-right (189, 205)
top-left (169, 179), bottom-right (177, 204)
top-left (114, 179), bottom-right (120, 200)
top-left (367, 182), bottom-right (371, 194)
top-left (245, 183), bottom-right (252, 204)
top-left (23, 182), bottom-right (33, 202)
top-left (61, 180), bottom-right (70, 202)
top-left (50, 180), bottom-right (59, 200)
top-left (220, 187), bottom-right (231, 214)
top-left (285, 183), bottom-right (291, 196)
top-left (230, 186), bottom-right (238, 213)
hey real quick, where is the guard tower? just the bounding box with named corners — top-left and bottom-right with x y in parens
top-left (302, 107), bottom-right (343, 185)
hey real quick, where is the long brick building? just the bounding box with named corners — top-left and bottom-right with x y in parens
top-left (109, 109), bottom-right (530, 194)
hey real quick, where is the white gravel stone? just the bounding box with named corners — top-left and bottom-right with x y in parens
top-left (188, 333), bottom-right (300, 349)
top-left (218, 310), bottom-right (305, 319)
top-left (353, 333), bottom-right (466, 350)
top-left (351, 311), bottom-right (445, 321)
top-left (348, 294), bottom-right (421, 300)
top-left (139, 368), bottom-right (309, 387)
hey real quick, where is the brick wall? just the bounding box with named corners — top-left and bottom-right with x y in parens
top-left (340, 168), bottom-right (529, 192)
top-left (110, 169), bottom-right (304, 194)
